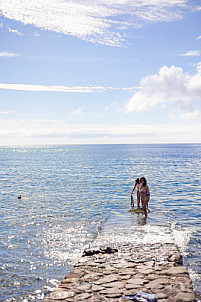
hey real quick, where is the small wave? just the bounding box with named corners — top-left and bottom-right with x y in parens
top-left (188, 268), bottom-right (201, 283)
top-left (41, 224), bottom-right (93, 265)
top-left (171, 222), bottom-right (195, 254)
top-left (91, 211), bottom-right (176, 248)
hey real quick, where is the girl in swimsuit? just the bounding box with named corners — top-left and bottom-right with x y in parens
top-left (139, 177), bottom-right (150, 218)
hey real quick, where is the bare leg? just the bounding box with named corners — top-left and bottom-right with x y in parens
top-left (137, 191), bottom-right (140, 207)
top-left (142, 200), bottom-right (148, 217)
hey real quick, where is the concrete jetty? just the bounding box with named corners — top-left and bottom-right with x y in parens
top-left (45, 242), bottom-right (196, 301)
top-left (45, 211), bottom-right (197, 302)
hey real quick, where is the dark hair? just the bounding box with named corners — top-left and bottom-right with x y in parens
top-left (140, 177), bottom-right (147, 186)
top-left (135, 178), bottom-right (140, 184)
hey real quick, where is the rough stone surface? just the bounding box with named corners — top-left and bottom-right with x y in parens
top-left (45, 242), bottom-right (197, 302)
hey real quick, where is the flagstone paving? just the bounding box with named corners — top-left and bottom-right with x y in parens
top-left (45, 243), bottom-right (196, 301)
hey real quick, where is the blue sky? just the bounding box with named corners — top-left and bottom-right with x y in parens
top-left (0, 0), bottom-right (201, 145)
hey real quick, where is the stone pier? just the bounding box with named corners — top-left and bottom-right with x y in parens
top-left (45, 241), bottom-right (196, 302)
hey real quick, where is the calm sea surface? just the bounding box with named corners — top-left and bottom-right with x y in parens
top-left (0, 144), bottom-right (201, 301)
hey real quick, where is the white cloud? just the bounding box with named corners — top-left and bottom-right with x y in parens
top-left (105, 102), bottom-right (117, 111)
top-left (82, 0), bottom-right (187, 6)
top-left (8, 27), bottom-right (23, 35)
top-left (0, 83), bottom-right (106, 93)
top-left (32, 32), bottom-right (41, 37)
top-left (179, 109), bottom-right (201, 120)
top-left (0, 110), bottom-right (18, 115)
top-left (0, 82), bottom-right (136, 93)
top-left (125, 63), bottom-right (201, 120)
top-left (179, 50), bottom-right (200, 57)
top-left (71, 107), bottom-right (85, 115)
top-left (0, 0), bottom-right (194, 46)
top-left (197, 35), bottom-right (201, 40)
top-left (0, 52), bottom-right (19, 57)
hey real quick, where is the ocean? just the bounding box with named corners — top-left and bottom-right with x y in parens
top-left (0, 144), bottom-right (201, 301)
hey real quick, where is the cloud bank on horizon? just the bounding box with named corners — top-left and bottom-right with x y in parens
top-left (0, 119), bottom-right (200, 144)
top-left (0, 0), bottom-right (198, 46)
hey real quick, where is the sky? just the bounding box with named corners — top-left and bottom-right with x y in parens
top-left (0, 0), bottom-right (201, 145)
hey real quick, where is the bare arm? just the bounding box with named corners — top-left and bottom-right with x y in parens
top-left (131, 183), bottom-right (137, 194)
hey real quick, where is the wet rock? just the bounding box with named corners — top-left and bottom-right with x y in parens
top-left (99, 288), bottom-right (123, 298)
top-left (50, 290), bottom-right (75, 300)
top-left (156, 292), bottom-right (168, 299)
top-left (83, 246), bottom-right (118, 256)
top-left (125, 283), bottom-right (142, 290)
top-left (138, 268), bottom-right (154, 275)
top-left (146, 274), bottom-right (159, 280)
top-left (165, 266), bottom-right (188, 275)
top-left (104, 281), bottom-right (124, 289)
top-left (94, 275), bottom-right (119, 285)
top-left (74, 292), bottom-right (91, 301)
top-left (118, 268), bottom-right (136, 276)
top-left (88, 293), bottom-right (105, 302)
top-left (175, 292), bottom-right (196, 302)
top-left (92, 284), bottom-right (105, 292)
top-left (147, 280), bottom-right (165, 289)
top-left (61, 277), bottom-right (79, 284)
top-left (127, 278), bottom-right (147, 286)
top-left (76, 282), bottom-right (92, 292)
top-left (81, 273), bottom-right (103, 282)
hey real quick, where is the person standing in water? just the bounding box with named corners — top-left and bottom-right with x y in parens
top-left (131, 178), bottom-right (140, 208)
top-left (139, 177), bottom-right (150, 218)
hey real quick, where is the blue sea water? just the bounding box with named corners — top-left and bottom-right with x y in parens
top-left (0, 144), bottom-right (201, 301)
